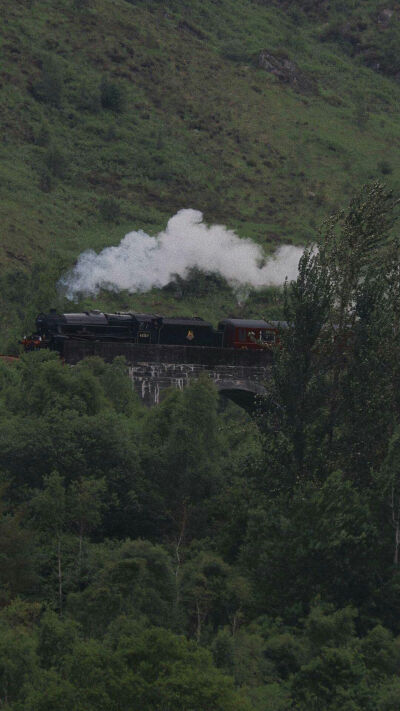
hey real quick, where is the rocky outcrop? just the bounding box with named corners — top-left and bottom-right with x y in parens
top-left (377, 8), bottom-right (394, 27)
top-left (258, 50), bottom-right (317, 94)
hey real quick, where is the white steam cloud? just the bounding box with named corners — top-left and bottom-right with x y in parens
top-left (60, 209), bottom-right (303, 299)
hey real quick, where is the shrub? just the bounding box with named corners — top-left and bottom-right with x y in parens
top-left (34, 122), bottom-right (51, 147)
top-left (38, 168), bottom-right (53, 193)
top-left (76, 82), bottom-right (101, 113)
top-left (353, 99), bottom-right (369, 131)
top-left (104, 125), bottom-right (117, 142)
top-left (44, 145), bottom-right (68, 179)
top-left (98, 197), bottom-right (121, 222)
top-left (100, 78), bottom-right (126, 113)
top-left (220, 41), bottom-right (250, 63)
top-left (378, 160), bottom-right (393, 176)
top-left (163, 267), bottom-right (232, 299)
top-left (31, 56), bottom-right (64, 107)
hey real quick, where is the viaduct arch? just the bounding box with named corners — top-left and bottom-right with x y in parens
top-left (63, 341), bottom-right (273, 411)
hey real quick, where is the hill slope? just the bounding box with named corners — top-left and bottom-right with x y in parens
top-left (1, 0), bottom-right (400, 344)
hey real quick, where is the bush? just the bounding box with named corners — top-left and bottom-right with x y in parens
top-left (75, 82), bottom-right (101, 113)
top-left (31, 56), bottom-right (64, 107)
top-left (378, 160), bottom-right (393, 176)
top-left (34, 122), bottom-right (51, 147)
top-left (44, 145), bottom-right (68, 179)
top-left (220, 41), bottom-right (251, 63)
top-left (98, 197), bottom-right (121, 222)
top-left (162, 267), bottom-right (232, 299)
top-left (353, 99), bottom-right (369, 131)
top-left (38, 167), bottom-right (53, 193)
top-left (100, 79), bottom-right (126, 113)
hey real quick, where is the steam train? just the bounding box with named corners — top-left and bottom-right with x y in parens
top-left (21, 310), bottom-right (285, 354)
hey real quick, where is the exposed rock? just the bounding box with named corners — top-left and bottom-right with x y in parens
top-left (258, 50), bottom-right (317, 94)
top-left (378, 8), bottom-right (394, 27)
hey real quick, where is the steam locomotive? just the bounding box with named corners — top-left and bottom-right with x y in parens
top-left (21, 310), bottom-right (285, 354)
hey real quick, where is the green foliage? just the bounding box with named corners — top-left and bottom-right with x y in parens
top-left (31, 55), bottom-right (64, 107)
top-left (378, 160), bottom-right (393, 176)
top-left (256, 246), bottom-right (332, 485)
top-left (98, 196), bottom-right (121, 222)
top-left (37, 611), bottom-right (78, 670)
top-left (67, 539), bottom-right (176, 633)
top-left (0, 621), bottom-right (251, 710)
top-left (140, 376), bottom-right (227, 539)
top-left (0, 624), bottom-right (38, 706)
top-left (3, 184), bottom-right (400, 707)
top-left (220, 40), bottom-right (251, 62)
top-left (100, 78), bottom-right (126, 112)
top-left (292, 645), bottom-right (367, 710)
top-left (38, 167), bottom-right (53, 193)
top-left (75, 81), bottom-right (101, 112)
top-left (79, 356), bottom-right (140, 416)
top-left (180, 550), bottom-right (251, 640)
top-left (44, 145), bottom-right (68, 180)
top-left (111, 627), bottom-right (251, 711)
top-left (163, 267), bottom-right (233, 300)
top-left (0, 505), bottom-right (38, 605)
top-left (34, 123), bottom-right (51, 147)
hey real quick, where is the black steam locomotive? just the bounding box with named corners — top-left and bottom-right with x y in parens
top-left (22, 310), bottom-right (284, 354)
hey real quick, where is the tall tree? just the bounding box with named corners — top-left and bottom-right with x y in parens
top-left (318, 182), bottom-right (398, 446)
top-left (30, 472), bottom-right (67, 614)
top-left (68, 476), bottom-right (106, 573)
top-left (258, 246), bottom-right (332, 487)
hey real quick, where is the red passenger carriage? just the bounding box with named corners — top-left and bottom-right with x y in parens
top-left (217, 319), bottom-right (285, 350)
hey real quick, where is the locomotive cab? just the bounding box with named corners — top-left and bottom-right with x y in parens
top-left (128, 313), bottom-right (161, 344)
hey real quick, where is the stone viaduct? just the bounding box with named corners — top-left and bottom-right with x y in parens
top-left (63, 341), bottom-right (273, 411)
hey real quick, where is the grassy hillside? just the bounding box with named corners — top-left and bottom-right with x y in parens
top-left (1, 0), bottom-right (400, 346)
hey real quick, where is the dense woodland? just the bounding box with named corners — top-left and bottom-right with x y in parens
top-left (1, 184), bottom-right (400, 709)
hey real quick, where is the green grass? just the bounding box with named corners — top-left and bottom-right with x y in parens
top-left (1, 0), bottom-right (400, 346)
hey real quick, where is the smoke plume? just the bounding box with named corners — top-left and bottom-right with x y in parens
top-left (60, 209), bottom-right (303, 299)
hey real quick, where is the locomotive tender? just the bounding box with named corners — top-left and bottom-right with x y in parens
top-left (22, 310), bottom-right (284, 355)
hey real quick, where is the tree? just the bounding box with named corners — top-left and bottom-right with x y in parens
top-left (67, 539), bottom-right (175, 634)
top-left (20, 670), bottom-right (79, 711)
top-left (379, 429), bottom-right (400, 566)
top-left (30, 472), bottom-right (67, 614)
top-left (0, 624), bottom-right (37, 707)
top-left (318, 182), bottom-right (398, 446)
top-left (0, 491), bottom-right (38, 605)
top-left (291, 646), bottom-right (367, 710)
top-left (180, 550), bottom-right (251, 641)
top-left (112, 627), bottom-right (252, 711)
top-left (68, 476), bottom-right (106, 572)
top-left (140, 377), bottom-right (226, 540)
top-left (259, 246), bottom-right (332, 485)
top-left (241, 471), bottom-right (377, 615)
top-left (37, 611), bottom-right (78, 670)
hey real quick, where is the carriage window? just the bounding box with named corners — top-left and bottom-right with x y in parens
top-left (262, 330), bottom-right (275, 343)
top-left (238, 328), bottom-right (246, 341)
